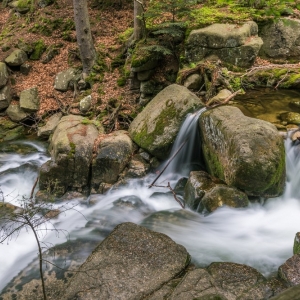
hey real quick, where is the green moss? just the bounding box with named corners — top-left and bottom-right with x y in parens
top-left (118, 27), bottom-right (133, 43)
top-left (17, 0), bottom-right (30, 9)
top-left (281, 73), bottom-right (300, 88)
top-left (117, 77), bottom-right (127, 87)
top-left (68, 142), bottom-right (76, 159)
top-left (29, 39), bottom-right (46, 60)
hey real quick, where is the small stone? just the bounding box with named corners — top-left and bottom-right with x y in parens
top-left (6, 103), bottom-right (29, 122)
top-left (5, 49), bottom-right (28, 66)
top-left (20, 86), bottom-right (39, 112)
top-left (20, 63), bottom-right (32, 75)
top-left (80, 95), bottom-right (92, 113)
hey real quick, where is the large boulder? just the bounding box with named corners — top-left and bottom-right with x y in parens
top-left (0, 62), bottom-right (9, 88)
top-left (186, 21), bottom-right (263, 68)
top-left (62, 222), bottom-right (190, 300)
top-left (91, 130), bottom-right (133, 192)
top-left (259, 19), bottom-right (300, 61)
top-left (129, 84), bottom-right (204, 159)
top-left (39, 115), bottom-right (99, 195)
top-left (199, 106), bottom-right (285, 197)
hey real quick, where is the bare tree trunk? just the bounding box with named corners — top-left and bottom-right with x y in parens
top-left (73, 0), bottom-right (96, 77)
top-left (134, 0), bottom-right (144, 40)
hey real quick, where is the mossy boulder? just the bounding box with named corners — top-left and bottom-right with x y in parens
top-left (4, 49), bottom-right (28, 66)
top-left (186, 21), bottom-right (263, 68)
top-left (54, 68), bottom-right (81, 92)
top-left (91, 130), bottom-right (133, 192)
top-left (259, 19), bottom-right (300, 62)
top-left (0, 62), bottom-right (9, 88)
top-left (129, 84), bottom-right (204, 159)
top-left (199, 106), bottom-right (286, 197)
top-left (39, 115), bottom-right (100, 196)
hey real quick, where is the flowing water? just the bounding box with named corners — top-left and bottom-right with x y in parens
top-left (1, 97), bottom-right (300, 292)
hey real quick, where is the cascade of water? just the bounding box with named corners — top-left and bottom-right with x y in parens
top-left (161, 106), bottom-right (207, 178)
top-left (1, 117), bottom-right (300, 292)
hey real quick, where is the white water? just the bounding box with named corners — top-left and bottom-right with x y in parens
top-left (1, 126), bottom-right (300, 292)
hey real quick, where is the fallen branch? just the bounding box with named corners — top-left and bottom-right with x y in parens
top-left (30, 177), bottom-right (39, 199)
top-left (275, 69), bottom-right (290, 89)
top-left (206, 89), bottom-right (243, 108)
top-left (151, 182), bottom-right (185, 209)
top-left (149, 139), bottom-right (188, 188)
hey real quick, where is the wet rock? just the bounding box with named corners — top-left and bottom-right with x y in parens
top-left (201, 185), bottom-right (249, 213)
top-left (124, 155), bottom-right (149, 178)
top-left (19, 86), bottom-right (39, 112)
top-left (184, 171), bottom-right (221, 211)
top-left (4, 49), bottom-right (28, 66)
top-left (92, 130), bottom-right (133, 191)
top-left (280, 112), bottom-right (300, 125)
top-left (291, 130), bottom-right (300, 143)
top-left (129, 84), bottom-right (204, 159)
top-left (294, 232), bottom-right (300, 254)
top-left (206, 89), bottom-right (232, 106)
top-left (174, 177), bottom-right (188, 196)
top-left (200, 106), bottom-right (286, 197)
top-left (278, 254), bottom-right (300, 286)
top-left (37, 112), bottom-right (62, 138)
top-left (62, 222), bottom-right (190, 300)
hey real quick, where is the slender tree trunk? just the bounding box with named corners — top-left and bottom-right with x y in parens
top-left (134, 0), bottom-right (144, 40)
top-left (73, 0), bottom-right (96, 77)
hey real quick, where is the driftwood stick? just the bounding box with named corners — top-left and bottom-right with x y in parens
top-left (149, 139), bottom-right (188, 188)
top-left (206, 89), bottom-right (242, 108)
top-left (151, 182), bottom-right (185, 208)
top-left (30, 177), bottom-right (39, 199)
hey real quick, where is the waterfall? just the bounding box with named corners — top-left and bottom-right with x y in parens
top-left (161, 106), bottom-right (207, 177)
top-left (1, 114), bottom-right (300, 293)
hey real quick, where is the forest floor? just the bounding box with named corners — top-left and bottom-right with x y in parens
top-left (0, 0), bottom-right (136, 129)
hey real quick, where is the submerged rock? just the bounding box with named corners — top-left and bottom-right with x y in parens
top-left (199, 106), bottom-right (286, 197)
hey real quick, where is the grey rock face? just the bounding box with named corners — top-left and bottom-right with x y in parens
top-left (20, 86), bottom-right (39, 112)
top-left (278, 254), bottom-right (300, 286)
top-left (199, 106), bottom-right (286, 197)
top-left (186, 21), bottom-right (263, 68)
top-left (259, 18), bottom-right (300, 61)
top-left (6, 103), bottom-right (29, 122)
top-left (92, 130), bottom-right (133, 191)
top-left (0, 62), bottom-right (9, 88)
top-left (4, 49), bottom-right (28, 66)
top-left (39, 115), bottom-right (99, 195)
top-left (54, 68), bottom-right (80, 92)
top-left (0, 86), bottom-right (12, 110)
top-left (62, 222), bottom-right (190, 300)
top-left (129, 84), bottom-right (204, 159)
top-left (37, 112), bottom-right (63, 138)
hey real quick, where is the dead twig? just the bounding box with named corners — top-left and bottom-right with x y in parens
top-left (206, 89), bottom-right (243, 108)
top-left (149, 139), bottom-right (188, 188)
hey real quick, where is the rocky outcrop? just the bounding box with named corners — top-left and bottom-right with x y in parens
top-left (259, 19), bottom-right (300, 62)
top-left (199, 106), bottom-right (286, 197)
top-left (186, 21), bottom-right (263, 68)
top-left (62, 222), bottom-right (190, 300)
top-left (129, 84), bottom-right (204, 159)
top-left (39, 115), bottom-right (100, 196)
top-left (91, 130), bottom-right (133, 193)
